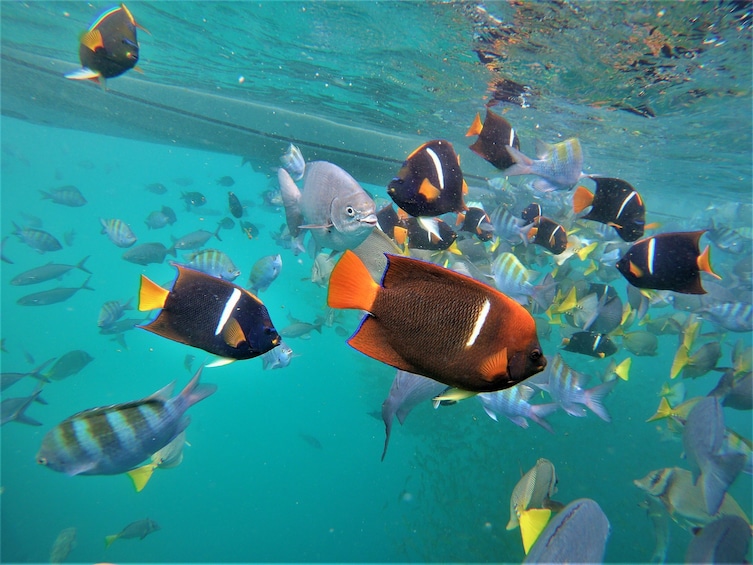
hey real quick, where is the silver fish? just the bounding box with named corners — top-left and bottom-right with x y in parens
top-left (10, 257), bottom-right (91, 286)
top-left (261, 341), bottom-right (294, 370)
top-left (104, 518), bottom-right (160, 548)
top-left (279, 161), bottom-right (377, 252)
top-left (1, 385), bottom-right (46, 426)
top-left (507, 458), bottom-right (560, 531)
top-left (16, 277), bottom-right (94, 306)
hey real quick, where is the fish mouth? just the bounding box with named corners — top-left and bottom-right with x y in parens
top-left (360, 214), bottom-right (378, 227)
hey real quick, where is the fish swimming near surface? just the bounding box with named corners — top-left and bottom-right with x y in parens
top-left (104, 518), bottom-right (160, 548)
top-left (573, 177), bottom-right (646, 242)
top-left (465, 108), bottom-right (520, 170)
top-left (100, 218), bottom-right (137, 248)
top-left (40, 185), bottom-right (87, 207)
top-left (505, 138), bottom-right (584, 192)
top-left (16, 276), bottom-right (94, 306)
top-left (138, 263), bottom-right (280, 361)
top-left (36, 367), bottom-right (215, 476)
top-left (10, 257), bottom-right (91, 286)
top-left (616, 230), bottom-right (720, 294)
top-left (327, 250), bottom-right (546, 393)
top-left (279, 161), bottom-right (377, 252)
top-left (387, 139), bottom-right (468, 217)
top-left (65, 3), bottom-right (148, 86)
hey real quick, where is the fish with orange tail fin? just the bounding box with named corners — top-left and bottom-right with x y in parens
top-left (465, 108), bottom-right (520, 170)
top-left (616, 231), bottom-right (720, 294)
top-left (327, 250), bottom-right (546, 393)
top-left (573, 177), bottom-right (646, 242)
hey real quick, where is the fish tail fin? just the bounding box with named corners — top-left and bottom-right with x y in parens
top-left (585, 379), bottom-right (617, 422)
top-left (138, 275), bottom-right (170, 311)
top-left (670, 345), bottom-right (690, 379)
top-left (327, 250), bottom-right (379, 312)
top-left (39, 189), bottom-right (52, 200)
top-left (529, 403), bottom-right (558, 433)
top-left (465, 112), bottom-right (483, 137)
top-left (646, 397), bottom-right (672, 422)
top-left (614, 358), bottom-right (631, 381)
top-left (104, 534), bottom-right (118, 549)
top-left (127, 464), bottom-right (156, 492)
top-left (520, 508), bottom-right (552, 554)
top-left (697, 245), bottom-right (722, 280)
top-left (503, 146), bottom-right (534, 176)
top-left (179, 366), bottom-right (218, 407)
top-left (572, 185), bottom-right (594, 214)
top-left (80, 276), bottom-right (94, 291)
top-left (702, 452), bottom-right (746, 515)
top-left (76, 255), bottom-right (92, 274)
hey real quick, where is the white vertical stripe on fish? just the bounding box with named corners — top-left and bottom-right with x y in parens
top-left (615, 192), bottom-right (637, 220)
top-left (466, 299), bottom-right (491, 347)
top-left (593, 334), bottom-right (602, 352)
top-left (215, 288), bottom-right (241, 336)
top-left (425, 147), bottom-right (445, 190)
top-left (647, 238), bottom-right (656, 275)
top-left (508, 128), bottom-right (516, 147)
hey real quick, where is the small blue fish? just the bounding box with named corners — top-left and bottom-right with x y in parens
top-left (478, 384), bottom-right (557, 432)
top-left (247, 254), bottom-right (282, 294)
top-left (36, 367), bottom-right (216, 476)
top-left (186, 249), bottom-right (240, 281)
top-left (491, 252), bottom-right (535, 305)
top-left (100, 218), bottom-right (137, 248)
top-left (261, 341), bottom-right (294, 370)
top-left (506, 138), bottom-right (584, 191)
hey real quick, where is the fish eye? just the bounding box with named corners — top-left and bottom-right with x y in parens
top-left (346, 206), bottom-right (355, 216)
top-left (36, 456), bottom-right (47, 466)
top-left (529, 349), bottom-right (542, 361)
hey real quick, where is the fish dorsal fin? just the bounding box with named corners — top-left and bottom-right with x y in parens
top-left (327, 250), bottom-right (379, 312)
top-left (518, 384), bottom-right (535, 401)
top-left (535, 140), bottom-right (552, 159)
top-left (127, 464), bottom-right (156, 492)
top-left (697, 245), bottom-right (722, 280)
top-left (138, 275), bottom-right (170, 311)
top-left (80, 29), bottom-right (104, 51)
top-left (520, 508), bottom-right (552, 554)
top-left (418, 178), bottom-right (440, 201)
top-left (480, 347), bottom-right (508, 382)
top-left (348, 317), bottom-right (416, 373)
top-left (222, 317), bottom-right (246, 348)
top-left (572, 186), bottom-right (594, 214)
top-left (146, 381), bottom-right (176, 402)
top-left (465, 113), bottom-right (483, 137)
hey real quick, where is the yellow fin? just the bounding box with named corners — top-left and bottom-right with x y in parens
top-left (138, 275), bottom-right (170, 311)
top-left (646, 397), bottom-right (672, 422)
top-left (697, 245), bottom-right (721, 280)
top-left (127, 464), bottom-right (156, 492)
top-left (576, 241), bottom-right (598, 261)
top-left (222, 317), bottom-right (246, 348)
top-left (670, 345), bottom-right (689, 379)
top-left (448, 241), bottom-right (462, 256)
top-left (419, 178), bottom-right (440, 201)
top-left (583, 259), bottom-right (598, 276)
top-left (80, 29), bottom-right (104, 51)
top-left (433, 388), bottom-right (477, 402)
top-left (393, 225), bottom-right (408, 246)
top-left (615, 358), bottom-right (631, 381)
top-left (520, 508), bottom-right (552, 554)
top-left (554, 287), bottom-right (578, 314)
top-left (104, 534), bottom-right (119, 549)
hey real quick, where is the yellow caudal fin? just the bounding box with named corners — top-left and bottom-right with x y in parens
top-left (697, 245), bottom-right (722, 280)
top-left (104, 534), bottom-right (119, 549)
top-left (646, 397), bottom-right (673, 422)
top-left (138, 275), bottom-right (170, 311)
top-left (327, 250), bottom-right (380, 312)
top-left (576, 241), bottom-right (599, 261)
top-left (520, 508), bottom-right (552, 554)
top-left (614, 358), bottom-right (631, 381)
top-left (127, 464), bottom-right (156, 492)
top-left (670, 345), bottom-right (690, 379)
top-left (465, 113), bottom-right (483, 137)
top-left (554, 287), bottom-right (578, 314)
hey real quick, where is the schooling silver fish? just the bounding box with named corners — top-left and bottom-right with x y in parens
top-left (278, 161), bottom-right (377, 252)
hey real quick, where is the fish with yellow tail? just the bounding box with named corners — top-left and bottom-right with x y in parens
top-left (327, 250), bottom-right (546, 393)
top-left (505, 138), bottom-right (584, 191)
top-left (507, 458), bottom-right (563, 534)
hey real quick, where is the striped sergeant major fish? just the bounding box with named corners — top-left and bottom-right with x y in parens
top-left (505, 138), bottom-right (584, 192)
top-left (36, 367), bottom-right (216, 476)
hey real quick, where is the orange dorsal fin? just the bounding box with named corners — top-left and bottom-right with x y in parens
top-left (465, 113), bottom-right (483, 137)
top-left (80, 29), bottom-right (104, 51)
top-left (572, 185), bottom-right (594, 214)
top-left (138, 275), bottom-right (169, 311)
top-left (462, 179), bottom-right (468, 195)
top-left (327, 250), bottom-right (380, 312)
top-left (419, 178), bottom-right (440, 201)
top-left (222, 317), bottom-right (246, 348)
top-left (393, 226), bottom-right (408, 246)
top-left (697, 245), bottom-right (721, 279)
top-left (479, 347), bottom-right (508, 382)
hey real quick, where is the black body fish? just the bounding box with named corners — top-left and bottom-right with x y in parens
top-left (376, 205), bottom-right (457, 251)
top-left (465, 108), bottom-right (520, 170)
top-left (387, 140), bottom-right (467, 217)
top-left (458, 207), bottom-right (494, 242)
top-left (616, 231), bottom-right (719, 294)
top-left (573, 177), bottom-right (646, 242)
top-left (527, 216), bottom-right (567, 255)
top-left (181, 191), bottom-right (206, 210)
top-left (228, 192), bottom-right (243, 218)
top-left (65, 4), bottom-right (148, 84)
top-left (138, 264), bottom-right (280, 361)
top-left (562, 331), bottom-right (617, 358)
top-left (521, 203), bottom-right (542, 224)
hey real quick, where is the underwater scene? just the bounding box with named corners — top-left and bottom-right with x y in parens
top-left (1, 1), bottom-right (752, 564)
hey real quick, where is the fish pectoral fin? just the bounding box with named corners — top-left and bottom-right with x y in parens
top-left (299, 222), bottom-right (334, 230)
top-left (79, 29), bottom-right (104, 51)
top-left (127, 464), bottom-right (156, 492)
top-left (138, 275), bottom-right (170, 311)
top-left (479, 348), bottom-right (508, 382)
top-left (418, 178), bottom-right (441, 201)
top-left (348, 317), bottom-right (416, 373)
top-left (520, 508), bottom-right (552, 555)
top-left (64, 67), bottom-right (101, 81)
top-left (628, 260), bottom-right (644, 278)
top-left (221, 318), bottom-right (247, 348)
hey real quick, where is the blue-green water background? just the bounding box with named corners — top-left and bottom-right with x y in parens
top-left (1, 2), bottom-right (751, 563)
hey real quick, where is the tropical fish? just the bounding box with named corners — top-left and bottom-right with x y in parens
top-left (489, 205), bottom-right (529, 245)
top-left (1, 359), bottom-right (53, 392)
top-left (65, 3), bottom-right (148, 85)
top-left (144, 210), bottom-right (171, 230)
top-left (685, 515), bottom-right (751, 564)
top-left (327, 250), bottom-right (546, 393)
top-left (708, 369), bottom-right (752, 411)
top-left (40, 185), bottom-right (87, 207)
top-left (16, 277), bottom-right (94, 306)
top-left (138, 264), bottom-right (280, 361)
top-left (1, 386), bottom-right (46, 426)
top-left (562, 331), bottom-right (617, 358)
top-left (122, 242), bottom-right (170, 265)
top-left (311, 252), bottom-right (337, 287)
top-left (145, 182), bottom-right (167, 194)
top-left (457, 206), bottom-right (495, 242)
top-left (181, 191), bottom-right (207, 210)
top-left (279, 313), bottom-right (323, 339)
top-left (44, 350), bottom-right (93, 381)
top-left (465, 108), bottom-right (520, 170)
top-left (573, 177), bottom-right (646, 242)
top-left (228, 191), bottom-right (243, 218)
top-left (37, 368), bottom-right (215, 476)
top-left (126, 431), bottom-right (187, 492)
top-left (671, 341), bottom-right (721, 379)
top-left (247, 254), bottom-right (282, 294)
top-left (387, 139), bottom-right (467, 217)
top-left (622, 330), bottom-right (658, 356)
top-left (638, 497), bottom-right (669, 564)
top-left (698, 301), bottom-right (753, 333)
top-left (104, 518), bottom-right (160, 548)
top-left (240, 221), bottom-right (260, 239)
top-left (185, 249), bottom-right (240, 281)
top-left (394, 217), bottom-right (458, 251)
top-left (506, 138), bottom-right (584, 191)
top-left (506, 458), bottom-right (561, 533)
top-left (10, 257), bottom-right (91, 286)
top-left (49, 527), bottom-right (77, 564)
top-left (490, 252), bottom-right (536, 305)
top-left (477, 385), bottom-right (558, 432)
top-left (706, 218), bottom-right (752, 255)
top-left (616, 231), bottom-right (719, 294)
top-left (98, 298), bottom-right (133, 328)
top-left (523, 499), bottom-right (610, 563)
top-left (279, 161), bottom-right (377, 252)
top-left (12, 223), bottom-right (62, 253)
top-left (100, 218), bottom-right (137, 248)
top-left (280, 143), bottom-right (305, 180)
top-left (260, 341), bottom-right (295, 370)
top-left (169, 229), bottom-right (221, 254)
top-left (525, 216), bottom-right (567, 255)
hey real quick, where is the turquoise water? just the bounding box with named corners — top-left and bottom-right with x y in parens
top-left (1, 2), bottom-right (752, 564)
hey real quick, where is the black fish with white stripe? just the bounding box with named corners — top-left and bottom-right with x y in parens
top-left (138, 263), bottom-right (280, 361)
top-left (573, 177), bottom-right (646, 242)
